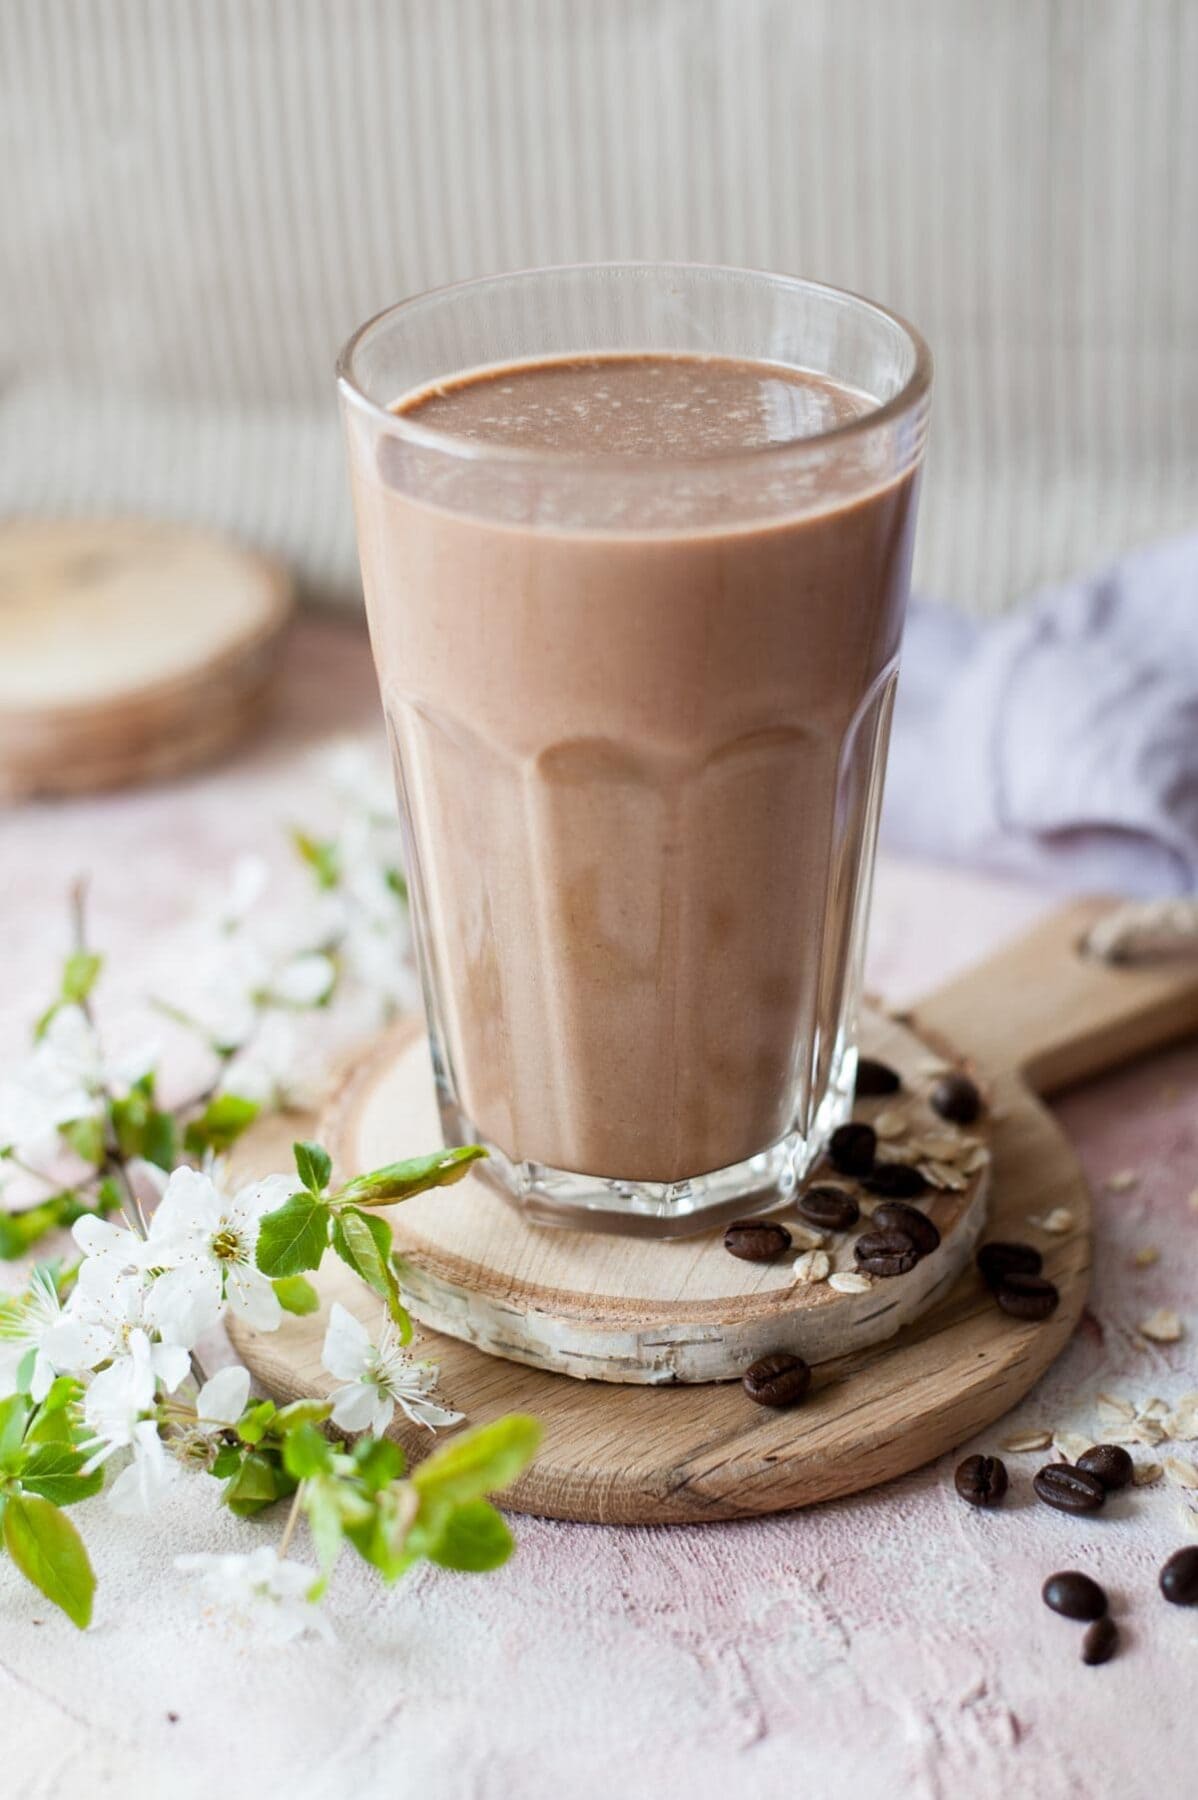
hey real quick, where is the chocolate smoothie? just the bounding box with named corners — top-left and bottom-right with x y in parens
top-left (349, 353), bottom-right (919, 1192)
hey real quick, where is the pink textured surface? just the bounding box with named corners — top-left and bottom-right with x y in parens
top-left (1, 617), bottom-right (1195, 1800)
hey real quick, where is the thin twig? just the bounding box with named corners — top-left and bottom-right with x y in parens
top-left (278, 1483), bottom-right (305, 1559)
top-left (70, 877), bottom-right (149, 1234)
top-left (71, 880), bottom-right (210, 1388)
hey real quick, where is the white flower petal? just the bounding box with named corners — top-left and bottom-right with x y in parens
top-left (150, 1167), bottom-right (222, 1242)
top-left (72, 1215), bottom-right (136, 1260)
top-left (151, 1341), bottom-right (192, 1394)
top-left (225, 1265), bottom-right (283, 1333)
top-left (144, 1260), bottom-right (222, 1346)
top-left (0, 1341), bottom-right (28, 1399)
top-left (223, 854), bottom-right (271, 924)
top-left (175, 1548), bottom-right (333, 1643)
top-left (28, 1349), bottom-right (56, 1404)
top-left (42, 1311), bottom-right (113, 1375)
top-left (398, 1395), bottom-right (465, 1433)
top-left (109, 1421), bottom-right (178, 1515)
top-left (127, 1157), bottom-right (170, 1211)
top-left (328, 1382), bottom-right (380, 1433)
top-left (273, 953), bottom-right (336, 1008)
top-left (321, 1303), bottom-right (371, 1381)
top-left (195, 1365), bottom-right (251, 1429)
top-left (231, 1172), bottom-right (296, 1222)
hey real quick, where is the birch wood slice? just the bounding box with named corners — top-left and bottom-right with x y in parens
top-left (0, 517), bottom-right (293, 798)
top-left (227, 901), bottom-right (1198, 1523)
top-left (315, 1007), bottom-right (992, 1382)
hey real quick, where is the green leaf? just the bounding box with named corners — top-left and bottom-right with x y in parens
top-left (21, 1375), bottom-right (83, 1447)
top-left (110, 1077), bottom-right (174, 1165)
top-left (291, 830), bottom-right (341, 890)
top-left (273, 1398), bottom-right (333, 1433)
top-left (3, 1494), bottom-right (94, 1628)
top-left (61, 951), bottom-right (103, 1006)
top-left (384, 867), bottom-right (408, 904)
top-left (0, 1193), bottom-right (80, 1260)
top-left (210, 1444), bottom-right (242, 1481)
top-left (139, 1107), bottom-right (176, 1171)
top-left (32, 1001), bottom-right (60, 1042)
top-left (255, 1191), bottom-right (330, 1278)
top-left (222, 1449), bottom-right (295, 1517)
top-left (345, 1486), bottom-right (412, 1582)
top-left (15, 1444), bottom-right (103, 1507)
top-left (411, 1415), bottom-right (541, 1509)
top-left (0, 1186), bottom-right (122, 1261)
top-left (335, 1144), bottom-right (486, 1206)
top-left (302, 1476), bottom-right (344, 1583)
top-left (183, 1094), bottom-right (260, 1157)
top-left (272, 1275), bottom-right (320, 1316)
top-left (428, 1498), bottom-right (514, 1572)
top-left (282, 1422), bottom-right (332, 1481)
top-left (0, 1394), bottom-right (31, 1463)
top-left (94, 1177), bottom-right (124, 1218)
top-left (330, 1208), bottom-right (411, 1342)
top-left (28, 1376), bottom-right (81, 1424)
top-left (352, 1436), bottom-right (404, 1491)
top-left (235, 1400), bottom-right (278, 1446)
top-left (294, 1140), bottom-right (332, 1197)
top-left (59, 1116), bottom-right (105, 1166)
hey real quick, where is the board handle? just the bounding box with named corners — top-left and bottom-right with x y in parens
top-left (910, 898), bottom-right (1198, 1096)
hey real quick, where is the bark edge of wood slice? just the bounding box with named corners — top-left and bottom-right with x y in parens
top-left (315, 1006), bottom-right (993, 1383)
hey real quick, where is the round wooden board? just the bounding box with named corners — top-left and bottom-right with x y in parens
top-left (227, 903), bottom-right (1198, 1523)
top-left (229, 1058), bottom-right (1084, 1523)
top-left (318, 1007), bottom-right (993, 1382)
top-left (0, 517), bottom-right (293, 798)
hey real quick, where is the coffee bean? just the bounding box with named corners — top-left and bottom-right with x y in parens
top-left (861, 1162), bottom-right (928, 1199)
top-left (742, 1351), bottom-right (812, 1408)
top-left (976, 1240), bottom-right (1043, 1291)
top-left (854, 1228), bottom-right (920, 1277)
top-left (1082, 1615), bottom-right (1119, 1665)
top-left (954, 1453), bottom-right (1008, 1507)
top-left (1042, 1571), bottom-right (1107, 1620)
top-left (855, 1057), bottom-right (901, 1098)
top-left (1075, 1444), bottom-right (1134, 1492)
top-left (797, 1185), bottom-right (860, 1231)
top-left (995, 1272), bottom-right (1060, 1320)
top-left (724, 1218), bottom-right (793, 1263)
top-left (1033, 1462), bottom-right (1107, 1514)
top-left (873, 1200), bottom-right (941, 1255)
top-left (930, 1072), bottom-right (982, 1126)
top-left (828, 1122), bottom-right (876, 1176)
top-left (1159, 1545), bottom-right (1198, 1605)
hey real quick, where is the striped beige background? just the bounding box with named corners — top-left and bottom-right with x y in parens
top-left (2, 0), bottom-right (1195, 613)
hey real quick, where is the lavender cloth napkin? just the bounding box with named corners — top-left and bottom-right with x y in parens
top-left (883, 532), bottom-right (1198, 896)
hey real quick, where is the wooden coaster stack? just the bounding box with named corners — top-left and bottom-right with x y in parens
top-left (0, 518), bottom-right (294, 799)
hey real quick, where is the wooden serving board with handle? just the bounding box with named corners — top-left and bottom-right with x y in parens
top-left (229, 899), bottom-right (1198, 1524)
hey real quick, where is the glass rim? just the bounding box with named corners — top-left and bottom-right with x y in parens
top-left (336, 261), bottom-right (933, 474)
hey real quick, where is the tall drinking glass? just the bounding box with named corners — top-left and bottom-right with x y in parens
top-left (339, 265), bottom-right (931, 1236)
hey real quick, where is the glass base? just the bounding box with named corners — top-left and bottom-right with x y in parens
top-left (438, 1061), bottom-right (856, 1239)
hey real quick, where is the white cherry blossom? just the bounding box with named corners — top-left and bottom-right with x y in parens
top-left (47, 1274), bottom-right (193, 1385)
top-left (168, 1365), bottom-right (252, 1472)
top-left (193, 1364), bottom-right (251, 1432)
top-left (108, 1418), bottom-right (179, 1515)
top-left (144, 1166), bottom-right (293, 1338)
top-left (0, 1267), bottom-right (68, 1401)
top-left (0, 1006), bottom-right (156, 1163)
top-left (321, 1302), bottom-right (462, 1435)
top-left (218, 1013), bottom-right (321, 1112)
top-left (175, 1546), bottom-right (332, 1643)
